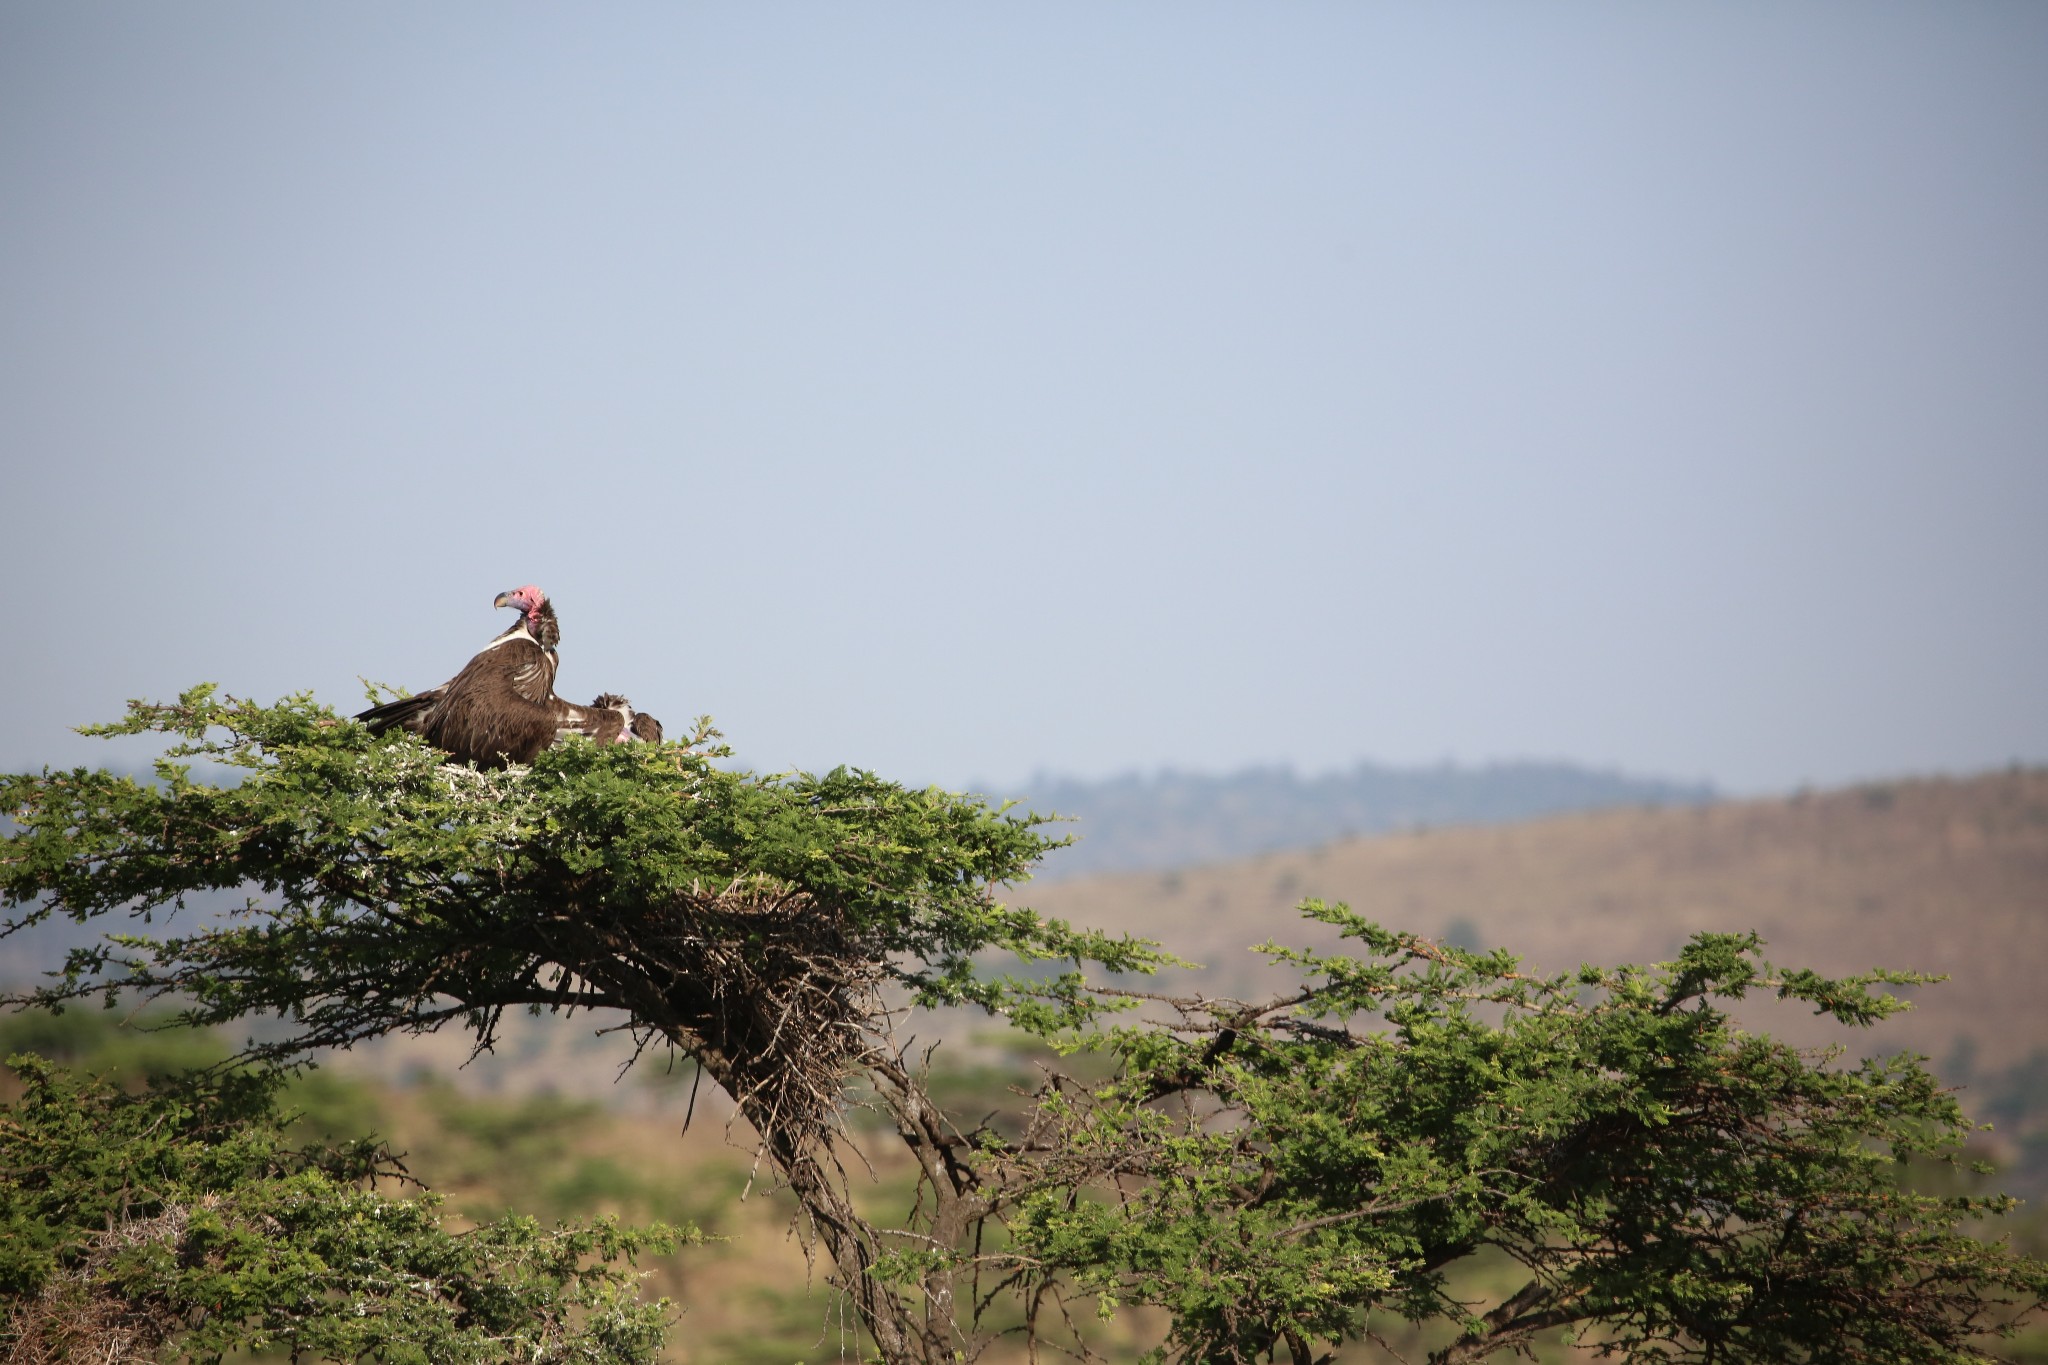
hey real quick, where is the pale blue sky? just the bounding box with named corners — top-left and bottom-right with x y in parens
top-left (3, 3), bottom-right (2044, 794)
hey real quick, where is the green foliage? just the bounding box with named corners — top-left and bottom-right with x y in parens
top-left (0, 1056), bottom-right (693, 1364)
top-left (0, 1003), bottom-right (389, 1147)
top-left (0, 687), bottom-right (1162, 1054)
top-left (0, 1001), bottom-right (232, 1083)
top-left (0, 689), bottom-right (1167, 1362)
top-left (4, 691), bottom-right (2044, 1364)
top-left (1006, 901), bottom-right (2048, 1363)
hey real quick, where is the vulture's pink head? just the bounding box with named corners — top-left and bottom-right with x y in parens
top-left (493, 585), bottom-right (547, 624)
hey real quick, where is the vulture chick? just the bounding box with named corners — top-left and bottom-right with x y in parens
top-left (357, 585), bottom-right (579, 768)
top-left (588, 692), bottom-right (665, 746)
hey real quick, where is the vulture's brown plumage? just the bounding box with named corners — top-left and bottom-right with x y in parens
top-left (360, 589), bottom-right (663, 769)
top-left (357, 586), bottom-right (659, 768)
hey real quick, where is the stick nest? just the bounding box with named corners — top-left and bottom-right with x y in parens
top-left (566, 877), bottom-right (889, 1155)
top-left (1, 1203), bottom-right (200, 1365)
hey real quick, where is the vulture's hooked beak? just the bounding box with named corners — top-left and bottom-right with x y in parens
top-left (493, 590), bottom-right (520, 611)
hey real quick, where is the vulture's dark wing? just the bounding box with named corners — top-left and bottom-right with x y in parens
top-left (355, 689), bottom-right (442, 740)
top-left (425, 632), bottom-right (564, 765)
top-left (356, 627), bottom-right (565, 768)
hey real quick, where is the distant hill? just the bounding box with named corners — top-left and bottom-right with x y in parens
top-left (1016, 767), bottom-right (2048, 1071)
top-left (1004, 761), bottom-right (1716, 880)
top-left (1015, 767), bottom-right (2048, 1191)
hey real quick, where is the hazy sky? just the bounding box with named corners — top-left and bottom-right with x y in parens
top-left (3, 3), bottom-right (2044, 795)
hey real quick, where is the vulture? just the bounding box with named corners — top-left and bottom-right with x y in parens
top-left (356, 586), bottom-right (659, 768)
top-left (588, 693), bottom-right (665, 746)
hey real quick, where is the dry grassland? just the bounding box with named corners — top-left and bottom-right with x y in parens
top-left (1014, 768), bottom-right (2048, 1072)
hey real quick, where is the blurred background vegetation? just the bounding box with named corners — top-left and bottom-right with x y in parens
top-left (5, 764), bottom-right (2044, 1361)
top-left (4, 998), bottom-right (2043, 1364)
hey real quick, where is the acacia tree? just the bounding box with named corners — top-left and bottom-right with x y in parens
top-left (2, 687), bottom-right (2043, 1364)
top-left (1000, 911), bottom-right (2048, 1362)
